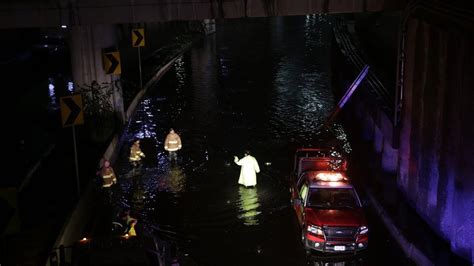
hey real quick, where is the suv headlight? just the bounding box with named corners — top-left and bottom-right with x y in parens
top-left (308, 225), bottom-right (324, 236)
top-left (359, 226), bottom-right (368, 234)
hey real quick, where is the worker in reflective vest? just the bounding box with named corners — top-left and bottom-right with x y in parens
top-left (129, 139), bottom-right (146, 167)
top-left (101, 160), bottom-right (117, 188)
top-left (122, 210), bottom-right (138, 236)
top-left (164, 129), bottom-right (182, 161)
top-left (128, 219), bottom-right (137, 236)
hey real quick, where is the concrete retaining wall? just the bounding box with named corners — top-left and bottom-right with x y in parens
top-left (344, 5), bottom-right (474, 261)
top-left (351, 92), bottom-right (399, 173)
top-left (397, 13), bottom-right (474, 261)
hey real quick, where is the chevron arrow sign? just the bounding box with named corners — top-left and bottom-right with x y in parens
top-left (103, 51), bottom-right (121, 75)
top-left (132, 28), bottom-right (145, 47)
top-left (60, 94), bottom-right (84, 127)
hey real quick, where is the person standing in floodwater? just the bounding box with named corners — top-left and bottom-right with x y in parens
top-left (234, 150), bottom-right (260, 188)
top-left (129, 139), bottom-right (146, 167)
top-left (164, 129), bottom-right (182, 161)
top-left (101, 160), bottom-right (117, 188)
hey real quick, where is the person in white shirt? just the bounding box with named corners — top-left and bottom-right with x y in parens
top-left (234, 150), bottom-right (260, 188)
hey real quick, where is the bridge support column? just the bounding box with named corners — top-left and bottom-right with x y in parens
top-left (373, 123), bottom-right (383, 154)
top-left (70, 24), bottom-right (125, 127)
top-left (203, 19), bottom-right (216, 35)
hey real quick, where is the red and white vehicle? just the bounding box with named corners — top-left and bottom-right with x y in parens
top-left (290, 148), bottom-right (368, 254)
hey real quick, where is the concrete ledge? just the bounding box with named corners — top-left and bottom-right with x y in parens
top-left (103, 134), bottom-right (121, 163)
top-left (48, 183), bottom-right (98, 264)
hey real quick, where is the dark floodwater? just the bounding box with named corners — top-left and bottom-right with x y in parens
top-left (111, 16), bottom-right (403, 266)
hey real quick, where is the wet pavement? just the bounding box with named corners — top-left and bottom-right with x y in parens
top-left (93, 16), bottom-right (412, 265)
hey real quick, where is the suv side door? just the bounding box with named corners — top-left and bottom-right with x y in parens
top-left (294, 175), bottom-right (308, 226)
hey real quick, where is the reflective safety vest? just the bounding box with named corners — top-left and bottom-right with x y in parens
top-left (128, 223), bottom-right (137, 236)
top-left (129, 144), bottom-right (145, 162)
top-left (125, 215), bottom-right (137, 236)
top-left (164, 133), bottom-right (182, 152)
top-left (101, 167), bottom-right (116, 188)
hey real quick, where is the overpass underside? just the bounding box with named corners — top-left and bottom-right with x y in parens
top-left (0, 0), bottom-right (406, 29)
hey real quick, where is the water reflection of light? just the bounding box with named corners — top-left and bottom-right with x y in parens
top-left (270, 15), bottom-right (334, 143)
top-left (305, 14), bottom-right (328, 49)
top-left (305, 14), bottom-right (317, 50)
top-left (156, 164), bottom-right (186, 195)
top-left (48, 79), bottom-right (57, 108)
top-left (218, 57), bottom-right (229, 78)
top-left (237, 186), bottom-right (261, 226)
top-left (67, 81), bottom-right (74, 93)
top-left (168, 165), bottom-right (186, 193)
top-left (174, 56), bottom-right (186, 87)
top-left (48, 83), bottom-right (55, 97)
top-left (331, 123), bottom-right (352, 153)
top-left (131, 177), bottom-right (146, 213)
top-left (134, 99), bottom-right (157, 140)
top-left (272, 62), bottom-right (330, 139)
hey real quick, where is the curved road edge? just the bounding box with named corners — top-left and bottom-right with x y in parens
top-left (366, 188), bottom-right (434, 266)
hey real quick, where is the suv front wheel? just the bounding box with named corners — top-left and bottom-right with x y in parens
top-left (301, 227), bottom-right (311, 255)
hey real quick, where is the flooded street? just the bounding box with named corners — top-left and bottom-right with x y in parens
top-left (3, 2), bottom-right (470, 264)
top-left (108, 16), bottom-right (406, 265)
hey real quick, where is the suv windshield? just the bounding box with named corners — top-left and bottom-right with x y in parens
top-left (307, 188), bottom-right (360, 209)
